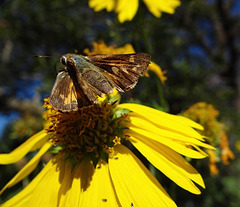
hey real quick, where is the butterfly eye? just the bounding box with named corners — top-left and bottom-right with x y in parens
top-left (61, 56), bottom-right (67, 65)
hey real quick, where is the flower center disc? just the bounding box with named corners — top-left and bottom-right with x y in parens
top-left (44, 99), bottom-right (127, 166)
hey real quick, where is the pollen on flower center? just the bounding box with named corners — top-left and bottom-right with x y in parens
top-left (43, 99), bottom-right (128, 166)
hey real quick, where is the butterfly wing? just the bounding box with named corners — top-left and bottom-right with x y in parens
top-left (74, 72), bottom-right (102, 107)
top-left (50, 53), bottom-right (151, 111)
top-left (49, 71), bottom-right (80, 111)
top-left (85, 53), bottom-right (151, 91)
top-left (50, 70), bottom-right (103, 111)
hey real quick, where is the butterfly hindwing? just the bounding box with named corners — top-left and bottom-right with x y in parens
top-left (77, 64), bottom-right (123, 94)
top-left (50, 71), bottom-right (79, 111)
top-left (75, 72), bottom-right (102, 106)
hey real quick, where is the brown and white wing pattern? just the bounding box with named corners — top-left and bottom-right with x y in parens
top-left (50, 71), bottom-right (98, 111)
top-left (85, 53), bottom-right (151, 91)
top-left (50, 71), bottom-right (79, 111)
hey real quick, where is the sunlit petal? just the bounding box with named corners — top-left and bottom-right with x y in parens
top-left (119, 103), bottom-right (204, 140)
top-left (172, 115), bottom-right (204, 130)
top-left (0, 141), bottom-right (52, 195)
top-left (0, 130), bottom-right (49, 164)
top-left (128, 128), bottom-right (208, 158)
top-left (115, 0), bottom-right (138, 22)
top-left (129, 133), bottom-right (205, 194)
top-left (1, 155), bottom-right (56, 207)
top-left (144, 0), bottom-right (181, 17)
top-left (109, 145), bottom-right (177, 207)
top-left (78, 159), bottom-right (120, 206)
top-left (126, 115), bottom-right (214, 150)
top-left (149, 61), bottom-right (167, 85)
top-left (88, 0), bottom-right (115, 12)
top-left (27, 155), bottom-right (67, 206)
top-left (127, 114), bottom-right (201, 143)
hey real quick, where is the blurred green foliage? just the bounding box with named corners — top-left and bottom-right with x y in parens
top-left (0, 0), bottom-right (240, 206)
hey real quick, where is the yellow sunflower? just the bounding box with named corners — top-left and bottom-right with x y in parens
top-left (0, 95), bottom-right (214, 206)
top-left (89, 0), bottom-right (181, 23)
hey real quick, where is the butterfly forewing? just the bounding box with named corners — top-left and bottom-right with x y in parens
top-left (86, 53), bottom-right (151, 91)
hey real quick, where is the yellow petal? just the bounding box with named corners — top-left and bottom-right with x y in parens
top-left (58, 157), bottom-right (120, 206)
top-left (128, 128), bottom-right (208, 158)
top-left (127, 114), bottom-right (202, 143)
top-left (119, 103), bottom-right (204, 140)
top-left (129, 133), bottom-right (205, 194)
top-left (109, 145), bottom-right (177, 207)
top-left (144, 0), bottom-right (181, 17)
top-left (77, 159), bottom-right (120, 206)
top-left (149, 61), bottom-right (167, 85)
top-left (57, 160), bottom-right (82, 206)
top-left (0, 141), bottom-right (52, 195)
top-left (126, 115), bottom-right (214, 150)
top-left (88, 0), bottom-right (115, 12)
top-left (115, 0), bottom-right (138, 22)
top-left (173, 115), bottom-right (204, 130)
top-left (84, 41), bottom-right (135, 55)
top-left (1, 155), bottom-right (57, 207)
top-left (114, 43), bottom-right (135, 54)
top-left (26, 156), bottom-right (67, 206)
top-left (0, 130), bottom-right (49, 164)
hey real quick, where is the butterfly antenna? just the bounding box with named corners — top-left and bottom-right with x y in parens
top-left (33, 55), bottom-right (52, 58)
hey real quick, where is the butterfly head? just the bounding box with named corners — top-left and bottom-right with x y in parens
top-left (60, 54), bottom-right (77, 67)
top-left (60, 55), bottom-right (68, 66)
